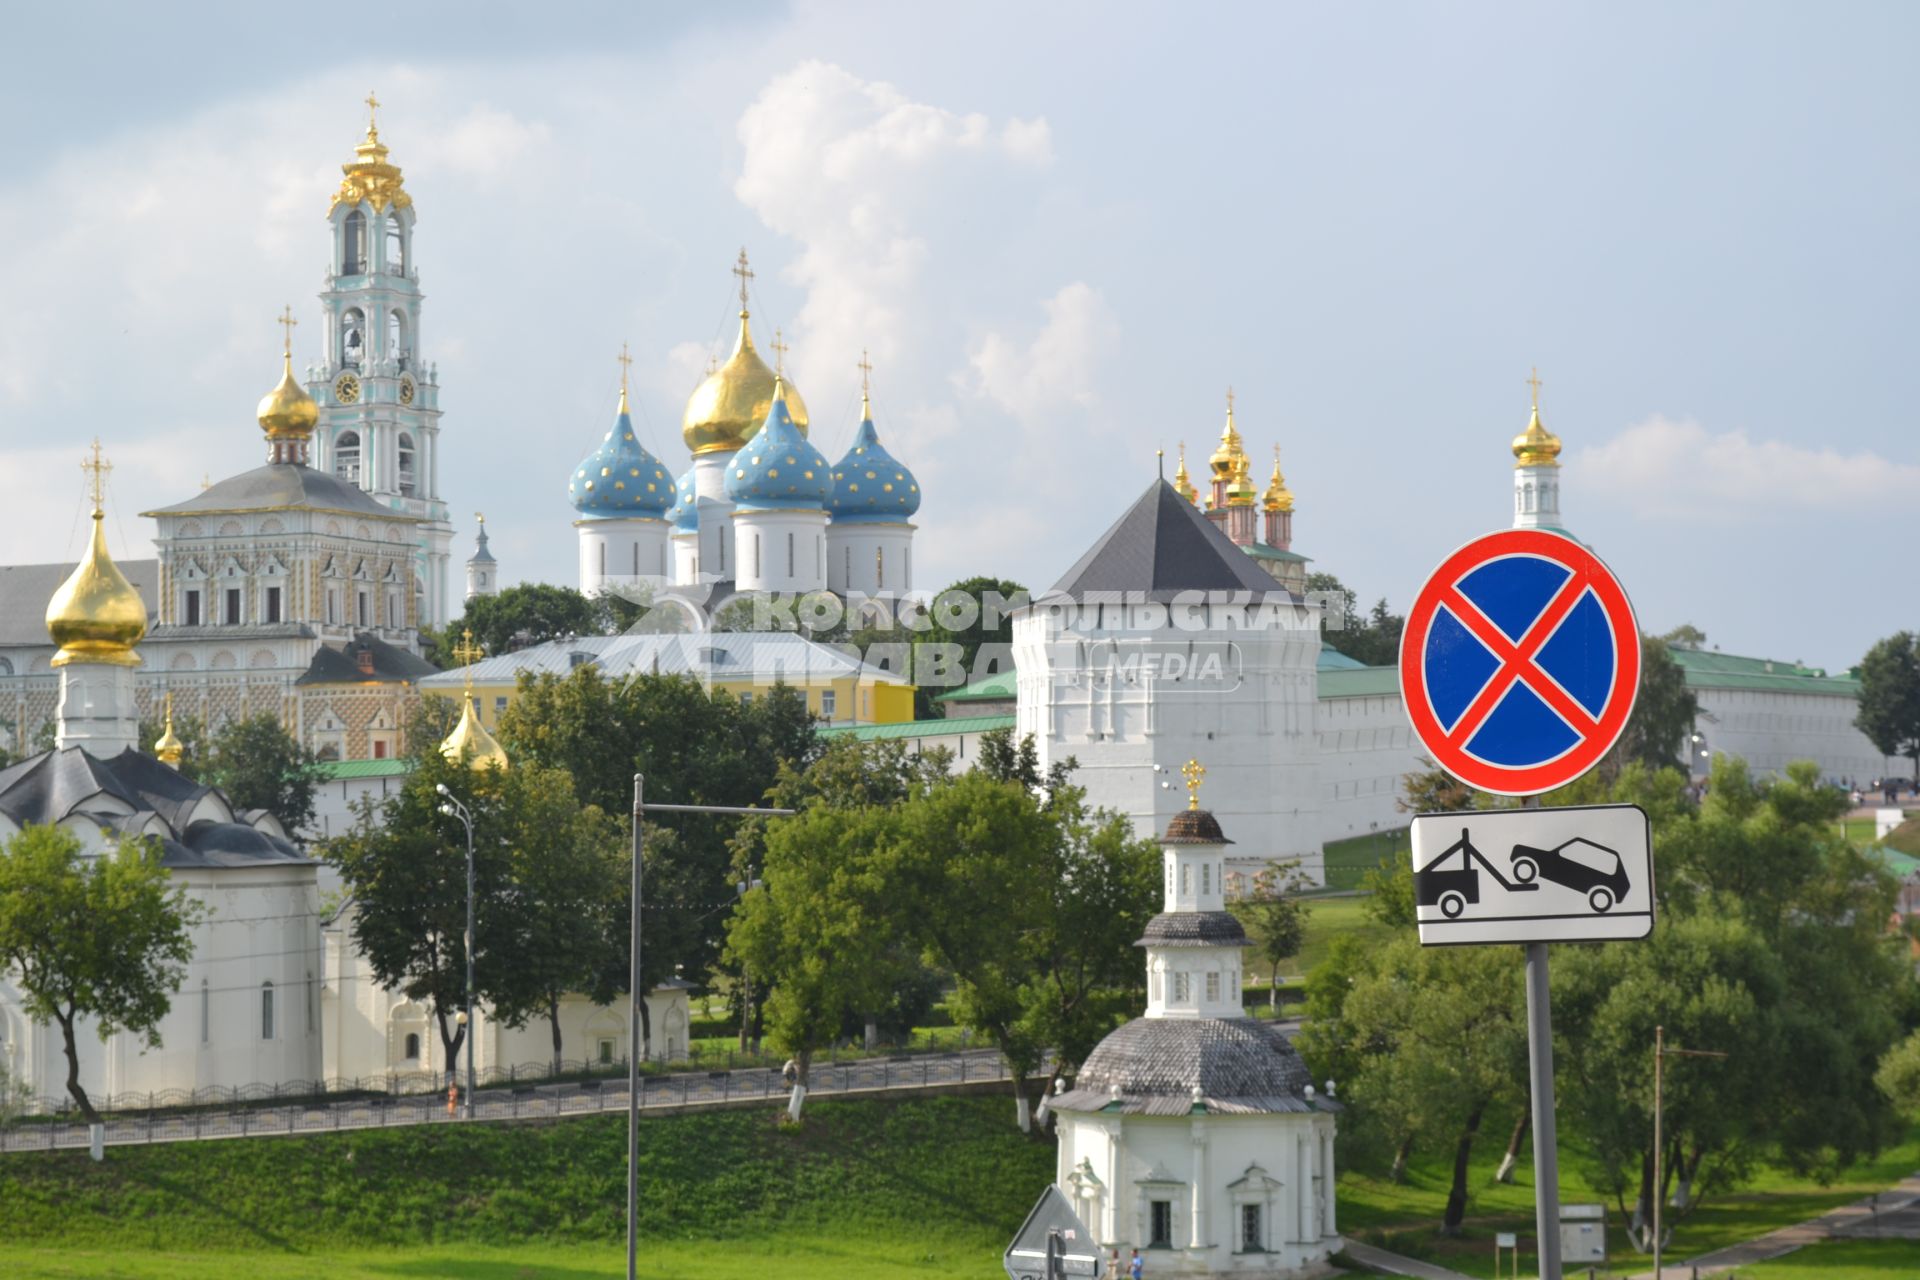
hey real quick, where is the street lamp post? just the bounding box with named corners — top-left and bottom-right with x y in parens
top-left (436, 785), bottom-right (477, 1120)
top-left (625, 774), bottom-right (793, 1280)
top-left (1652, 1025), bottom-right (1727, 1278)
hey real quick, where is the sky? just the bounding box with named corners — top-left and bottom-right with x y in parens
top-left (0, 1), bottom-right (1913, 672)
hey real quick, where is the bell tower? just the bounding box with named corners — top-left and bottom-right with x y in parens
top-left (309, 93), bottom-right (453, 627)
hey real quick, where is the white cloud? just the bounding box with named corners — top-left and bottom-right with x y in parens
top-left (963, 282), bottom-right (1118, 419)
top-left (1576, 415), bottom-right (1920, 517)
top-left (430, 104), bottom-right (553, 182)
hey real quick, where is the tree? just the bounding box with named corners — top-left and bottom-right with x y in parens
top-left (1611, 635), bottom-right (1699, 775)
top-left (481, 763), bottom-right (626, 1073)
top-left (927, 575), bottom-right (1027, 681)
top-left (135, 707), bottom-right (207, 777)
top-left (1877, 1029), bottom-right (1920, 1119)
top-left (198, 713), bottom-right (327, 835)
top-left (1857, 632), bottom-right (1920, 784)
top-left (454, 583), bottom-right (603, 656)
top-left (0, 826), bottom-right (200, 1122)
top-left (1662, 623), bottom-right (1708, 650)
top-left (1304, 571), bottom-right (1404, 667)
top-left (1233, 861), bottom-right (1311, 1009)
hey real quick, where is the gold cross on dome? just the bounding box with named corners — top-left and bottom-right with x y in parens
top-left (365, 91), bottom-right (381, 132)
top-left (451, 628), bottom-right (485, 697)
top-left (1526, 366), bottom-right (1543, 409)
top-left (277, 305), bottom-right (298, 356)
top-left (1225, 386), bottom-right (1236, 416)
top-left (857, 349), bottom-right (873, 396)
top-left (732, 248), bottom-right (754, 312)
top-left (770, 329), bottom-right (788, 378)
top-left (81, 438), bottom-right (112, 514)
top-left (616, 342), bottom-right (633, 393)
top-left (1180, 758), bottom-right (1207, 811)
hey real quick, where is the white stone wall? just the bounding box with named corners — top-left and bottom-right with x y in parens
top-left (1692, 687), bottom-right (1892, 783)
top-left (1316, 691), bottom-right (1423, 848)
top-left (732, 509), bottom-right (829, 594)
top-left (826, 522), bottom-right (914, 596)
top-left (575, 516), bottom-right (671, 597)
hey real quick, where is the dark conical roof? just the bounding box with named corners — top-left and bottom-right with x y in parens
top-left (1046, 479), bottom-right (1292, 603)
top-left (1051, 1017), bottom-right (1327, 1116)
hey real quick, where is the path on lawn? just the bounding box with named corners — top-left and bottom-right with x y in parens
top-left (1341, 1240), bottom-right (1473, 1279)
top-left (0, 1048), bottom-right (1014, 1154)
top-left (1624, 1170), bottom-right (1920, 1279)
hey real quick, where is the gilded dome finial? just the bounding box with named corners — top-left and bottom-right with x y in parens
top-left (440, 630), bottom-right (508, 771)
top-left (771, 328), bottom-right (789, 379)
top-left (364, 90), bottom-right (381, 142)
top-left (47, 440), bottom-right (147, 669)
top-left (857, 348), bottom-right (874, 418)
top-left (154, 692), bottom-right (184, 766)
top-left (1172, 442), bottom-right (1198, 504)
top-left (1263, 443), bottom-right (1294, 513)
top-left (1511, 366), bottom-right (1563, 468)
top-left (682, 252), bottom-right (809, 455)
top-left (733, 247), bottom-right (755, 317)
top-left (616, 341), bottom-right (633, 414)
top-left (1180, 758), bottom-right (1207, 811)
top-left (258, 311), bottom-right (320, 454)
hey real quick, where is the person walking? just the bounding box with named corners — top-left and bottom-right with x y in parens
top-left (1129, 1248), bottom-right (1144, 1279)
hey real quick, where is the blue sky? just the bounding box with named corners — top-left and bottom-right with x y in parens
top-left (1, 2), bottom-right (1913, 671)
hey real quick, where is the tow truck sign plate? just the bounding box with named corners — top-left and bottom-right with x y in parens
top-left (1411, 803), bottom-right (1653, 945)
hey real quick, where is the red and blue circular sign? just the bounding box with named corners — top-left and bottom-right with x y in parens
top-left (1399, 529), bottom-right (1640, 796)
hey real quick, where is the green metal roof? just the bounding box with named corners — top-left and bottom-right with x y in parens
top-left (1671, 647), bottom-right (1861, 696)
top-left (1242, 543), bottom-right (1308, 563)
top-left (315, 758), bottom-right (413, 780)
top-left (1317, 666), bottom-right (1400, 699)
top-left (818, 714), bottom-right (1017, 742)
top-left (936, 668), bottom-right (1017, 703)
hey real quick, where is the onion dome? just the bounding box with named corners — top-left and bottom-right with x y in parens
top-left (827, 390), bottom-right (920, 523)
top-left (48, 445), bottom-right (147, 669)
top-left (153, 694), bottom-right (184, 767)
top-left (1511, 403), bottom-right (1562, 468)
top-left (330, 93), bottom-right (411, 214)
top-left (1262, 446), bottom-right (1294, 513)
top-left (440, 695), bottom-right (509, 772)
top-left (681, 257), bottom-right (810, 455)
top-left (1172, 443), bottom-right (1198, 505)
top-left (669, 468), bottom-right (699, 532)
top-left (725, 379), bottom-right (833, 511)
top-left (569, 387), bottom-right (674, 519)
top-left (257, 352), bottom-right (320, 444)
top-left (1208, 394), bottom-right (1246, 484)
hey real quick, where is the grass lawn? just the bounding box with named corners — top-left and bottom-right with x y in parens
top-left (1241, 893), bottom-right (1395, 991)
top-left (1744, 1239), bottom-right (1920, 1277)
top-left (1338, 1107), bottom-right (1920, 1279)
top-left (1322, 828), bottom-right (1407, 891)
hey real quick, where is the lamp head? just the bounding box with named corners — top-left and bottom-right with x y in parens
top-left (437, 803), bottom-right (454, 817)
top-left (436, 782), bottom-right (451, 796)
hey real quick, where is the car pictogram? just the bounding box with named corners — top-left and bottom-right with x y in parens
top-left (1508, 837), bottom-right (1632, 913)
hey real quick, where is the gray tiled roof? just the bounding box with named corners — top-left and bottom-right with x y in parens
top-left (142, 464), bottom-right (410, 522)
top-left (1052, 1016), bottom-right (1318, 1116)
top-left (419, 630), bottom-right (903, 690)
top-left (1137, 911), bottom-right (1248, 947)
top-left (1044, 480), bottom-right (1294, 603)
top-left (0, 560), bottom-right (159, 648)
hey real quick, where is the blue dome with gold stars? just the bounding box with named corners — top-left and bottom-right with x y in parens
top-left (669, 468), bottom-right (698, 532)
top-left (568, 391), bottom-right (674, 519)
top-left (723, 381), bottom-right (833, 511)
top-left (827, 398), bottom-right (920, 523)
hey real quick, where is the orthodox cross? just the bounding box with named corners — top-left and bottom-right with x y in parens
top-left (771, 329), bottom-right (788, 378)
top-left (81, 438), bottom-right (111, 514)
top-left (277, 305), bottom-right (298, 356)
top-left (616, 342), bottom-right (633, 394)
top-left (732, 248), bottom-right (754, 312)
top-left (857, 349), bottom-right (873, 397)
top-left (1225, 386), bottom-right (1236, 418)
top-left (1180, 758), bottom-right (1207, 811)
top-left (365, 91), bottom-right (381, 134)
top-left (452, 628), bottom-right (485, 699)
top-left (1526, 366), bottom-right (1543, 409)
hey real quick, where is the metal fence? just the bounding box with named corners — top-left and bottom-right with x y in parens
top-left (0, 1048), bottom-right (1013, 1154)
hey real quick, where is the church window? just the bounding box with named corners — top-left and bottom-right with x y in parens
top-left (224, 588), bottom-right (242, 626)
top-left (493, 696), bottom-right (508, 716)
top-left (265, 586), bottom-right (282, 624)
top-left (1149, 1200), bottom-right (1173, 1248)
top-left (398, 434), bottom-right (417, 497)
top-left (385, 224), bottom-right (404, 276)
top-left (844, 545), bottom-right (851, 584)
top-left (326, 588), bottom-right (341, 626)
top-left (343, 212), bottom-right (366, 275)
top-left (820, 689), bottom-right (836, 720)
top-left (1205, 971), bottom-right (1220, 1003)
top-left (357, 590), bottom-right (370, 628)
top-left (373, 738), bottom-right (390, 760)
top-left (335, 431), bottom-right (362, 484)
top-left (599, 542), bottom-right (606, 578)
top-left (632, 544), bottom-right (639, 578)
top-left (185, 589), bottom-right (202, 627)
top-left (261, 982), bottom-right (275, 1041)
top-left (1181, 864), bottom-right (1190, 896)
top-left (200, 979), bottom-right (209, 1045)
top-left (905, 546), bottom-right (910, 587)
top-left (404, 1032), bottom-right (420, 1060)
top-left (718, 532), bottom-right (726, 574)
top-left (1202, 863), bottom-right (1211, 895)
top-left (876, 546), bottom-right (885, 590)
top-left (1240, 1204), bottom-right (1263, 1252)
top-left (387, 590), bottom-right (400, 625)
top-left (597, 1038), bottom-right (615, 1066)
top-left (752, 533), bottom-right (761, 580)
top-left (1172, 972), bottom-right (1189, 1003)
top-left (787, 531), bottom-right (794, 578)
top-left (0, 657), bottom-right (11, 676)
top-left (740, 691), bottom-right (754, 707)
top-left (341, 308), bottom-right (365, 368)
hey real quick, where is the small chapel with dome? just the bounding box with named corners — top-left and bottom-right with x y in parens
top-left (569, 252), bottom-right (922, 602)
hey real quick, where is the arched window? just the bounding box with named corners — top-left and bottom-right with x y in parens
top-left (341, 308), bottom-right (365, 368)
top-left (343, 211), bottom-right (366, 275)
top-left (404, 1032), bottom-right (420, 1060)
top-left (261, 981), bottom-right (275, 1041)
top-left (0, 656), bottom-right (12, 676)
top-left (385, 221), bottom-right (404, 276)
top-left (397, 433), bottom-right (417, 497)
top-left (387, 309), bottom-right (405, 368)
top-left (335, 431), bottom-right (362, 485)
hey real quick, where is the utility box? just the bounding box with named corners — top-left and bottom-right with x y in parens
top-left (1560, 1202), bottom-right (1606, 1264)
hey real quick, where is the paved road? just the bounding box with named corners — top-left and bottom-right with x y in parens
top-left (0, 1048), bottom-right (1013, 1154)
top-left (1624, 1170), bottom-right (1920, 1279)
top-left (1341, 1240), bottom-right (1473, 1279)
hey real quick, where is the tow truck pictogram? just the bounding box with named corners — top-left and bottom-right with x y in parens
top-left (1414, 827), bottom-right (1539, 919)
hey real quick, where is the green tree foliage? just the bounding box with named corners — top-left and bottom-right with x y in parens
top-left (0, 826), bottom-right (200, 1121)
top-left (927, 575), bottom-right (1027, 680)
top-left (1305, 571), bottom-right (1404, 666)
top-left (1876, 1029), bottom-right (1920, 1119)
top-left (198, 713), bottom-right (327, 836)
top-left (452, 583), bottom-right (604, 657)
top-left (1662, 623), bottom-right (1708, 650)
top-left (1611, 634), bottom-right (1700, 774)
top-left (1856, 632), bottom-right (1920, 783)
top-left (134, 707), bottom-right (208, 776)
top-left (1232, 860), bottom-right (1311, 1007)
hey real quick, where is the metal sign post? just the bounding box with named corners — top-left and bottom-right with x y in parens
top-left (627, 775), bottom-right (794, 1280)
top-left (1400, 528), bottom-right (1648, 1280)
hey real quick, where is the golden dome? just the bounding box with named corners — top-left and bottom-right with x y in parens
top-left (154, 694), bottom-right (184, 766)
top-left (331, 92), bottom-right (412, 214)
top-left (1172, 443), bottom-right (1198, 505)
top-left (440, 695), bottom-right (509, 772)
top-left (1208, 392), bottom-right (1246, 483)
top-left (258, 353), bottom-right (320, 442)
top-left (681, 311), bottom-right (809, 455)
top-left (1511, 405), bottom-right (1562, 468)
top-left (1262, 447), bottom-right (1294, 513)
top-left (48, 449), bottom-right (147, 669)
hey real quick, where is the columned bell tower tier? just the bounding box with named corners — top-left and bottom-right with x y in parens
top-left (308, 95), bottom-right (453, 627)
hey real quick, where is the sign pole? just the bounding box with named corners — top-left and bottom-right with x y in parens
top-left (1519, 795), bottom-right (1562, 1280)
